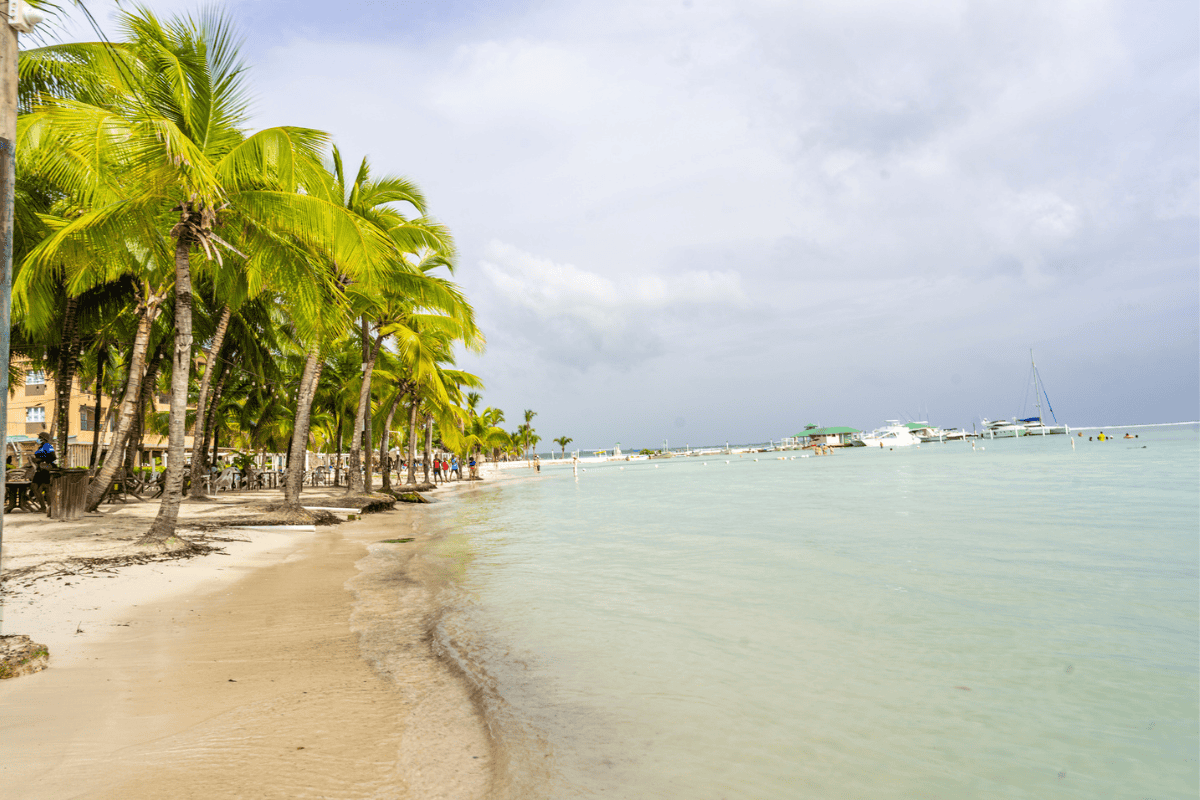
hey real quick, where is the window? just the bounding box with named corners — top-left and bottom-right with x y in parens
top-left (80, 406), bottom-right (96, 432)
top-left (25, 370), bottom-right (45, 385)
top-left (26, 407), bottom-right (45, 423)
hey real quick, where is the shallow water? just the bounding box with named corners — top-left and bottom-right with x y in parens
top-left (421, 427), bottom-right (1199, 799)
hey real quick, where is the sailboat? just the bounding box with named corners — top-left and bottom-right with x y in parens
top-left (1019, 350), bottom-right (1068, 435)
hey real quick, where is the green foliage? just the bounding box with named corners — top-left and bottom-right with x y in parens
top-left (9, 5), bottom-right (543, 520)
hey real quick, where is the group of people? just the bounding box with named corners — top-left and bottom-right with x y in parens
top-left (432, 455), bottom-right (464, 483)
top-left (1085, 432), bottom-right (1137, 442)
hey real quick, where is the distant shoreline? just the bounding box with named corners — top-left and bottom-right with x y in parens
top-left (520, 420), bottom-right (1200, 460)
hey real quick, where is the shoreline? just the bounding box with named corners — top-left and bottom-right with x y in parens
top-left (0, 475), bottom-right (537, 798)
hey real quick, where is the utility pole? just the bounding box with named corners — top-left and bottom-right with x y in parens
top-left (0, 0), bottom-right (45, 634)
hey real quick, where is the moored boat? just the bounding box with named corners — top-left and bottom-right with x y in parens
top-left (981, 418), bottom-right (1025, 438)
top-left (860, 421), bottom-right (922, 447)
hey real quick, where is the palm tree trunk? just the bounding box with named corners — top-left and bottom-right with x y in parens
top-left (284, 347), bottom-right (323, 506)
top-left (405, 397), bottom-right (419, 487)
top-left (378, 386), bottom-right (402, 493)
top-left (188, 304), bottom-right (231, 498)
top-left (333, 415), bottom-right (343, 487)
top-left (144, 236), bottom-right (196, 544)
top-left (346, 328), bottom-right (383, 494)
top-left (124, 338), bottom-right (166, 478)
top-left (198, 361), bottom-right (229, 482)
top-left (85, 295), bottom-right (163, 511)
top-left (88, 346), bottom-right (106, 469)
top-left (422, 413), bottom-right (433, 485)
top-left (363, 400), bottom-right (375, 494)
top-left (54, 296), bottom-right (80, 462)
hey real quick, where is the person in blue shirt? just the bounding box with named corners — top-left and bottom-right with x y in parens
top-left (451, 456), bottom-right (460, 480)
top-left (33, 431), bottom-right (56, 467)
top-left (31, 431), bottom-right (56, 494)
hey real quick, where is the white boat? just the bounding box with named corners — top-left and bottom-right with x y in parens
top-left (981, 418), bottom-right (1025, 438)
top-left (1021, 422), bottom-right (1068, 436)
top-left (860, 421), bottom-right (923, 447)
top-left (920, 427), bottom-right (969, 442)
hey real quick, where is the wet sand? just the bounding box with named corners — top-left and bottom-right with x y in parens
top-left (0, 501), bottom-right (493, 798)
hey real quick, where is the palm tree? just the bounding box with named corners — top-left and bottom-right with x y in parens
top-left (554, 436), bottom-right (573, 458)
top-left (324, 149), bottom-right (448, 495)
top-left (21, 8), bottom-right (395, 539)
top-left (462, 406), bottom-right (506, 473)
top-left (522, 409), bottom-right (537, 465)
top-left (311, 337), bottom-right (362, 485)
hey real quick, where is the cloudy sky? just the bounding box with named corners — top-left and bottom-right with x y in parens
top-left (55, 0), bottom-right (1198, 448)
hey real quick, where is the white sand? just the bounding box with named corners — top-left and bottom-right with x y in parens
top-left (0, 479), bottom-right (535, 799)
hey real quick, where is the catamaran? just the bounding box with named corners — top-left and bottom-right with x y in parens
top-left (1019, 350), bottom-right (1068, 435)
top-left (981, 351), bottom-right (1068, 437)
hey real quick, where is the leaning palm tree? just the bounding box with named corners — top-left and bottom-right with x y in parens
top-left (21, 8), bottom-right (394, 541)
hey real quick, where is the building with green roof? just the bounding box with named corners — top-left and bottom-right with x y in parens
top-left (794, 425), bottom-right (862, 447)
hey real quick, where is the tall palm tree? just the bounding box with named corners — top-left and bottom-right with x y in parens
top-left (522, 409), bottom-right (537, 464)
top-left (20, 8), bottom-right (394, 540)
top-left (326, 148), bottom-right (439, 494)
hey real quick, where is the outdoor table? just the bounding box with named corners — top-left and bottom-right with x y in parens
top-left (5, 480), bottom-right (42, 513)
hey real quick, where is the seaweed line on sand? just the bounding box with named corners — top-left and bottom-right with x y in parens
top-left (0, 533), bottom-right (231, 594)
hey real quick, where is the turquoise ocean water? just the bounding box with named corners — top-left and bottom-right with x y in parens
top-left (419, 426), bottom-right (1199, 799)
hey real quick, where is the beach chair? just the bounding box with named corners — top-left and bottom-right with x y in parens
top-left (214, 467), bottom-right (239, 492)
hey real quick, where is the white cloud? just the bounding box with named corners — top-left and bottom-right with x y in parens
top-left (477, 241), bottom-right (746, 368)
top-left (66, 0), bottom-right (1194, 442)
top-left (482, 241), bottom-right (743, 318)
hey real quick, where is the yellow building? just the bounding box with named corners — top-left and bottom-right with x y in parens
top-left (7, 362), bottom-right (193, 469)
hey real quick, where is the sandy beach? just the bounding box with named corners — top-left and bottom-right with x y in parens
top-left (0, 477), bottom-right (522, 799)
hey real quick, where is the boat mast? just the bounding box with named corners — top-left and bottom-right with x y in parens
top-left (1031, 349), bottom-right (1043, 424)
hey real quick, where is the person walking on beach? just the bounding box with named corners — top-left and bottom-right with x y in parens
top-left (451, 455), bottom-right (460, 480)
top-left (433, 457), bottom-right (443, 483)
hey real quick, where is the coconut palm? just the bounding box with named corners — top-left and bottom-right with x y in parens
top-left (19, 8), bottom-right (397, 540)
top-left (554, 436), bottom-right (573, 458)
top-left (521, 409), bottom-right (538, 464)
top-left (324, 148), bottom-right (441, 494)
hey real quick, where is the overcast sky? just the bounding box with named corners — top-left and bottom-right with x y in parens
top-left (54, 0), bottom-right (1198, 449)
